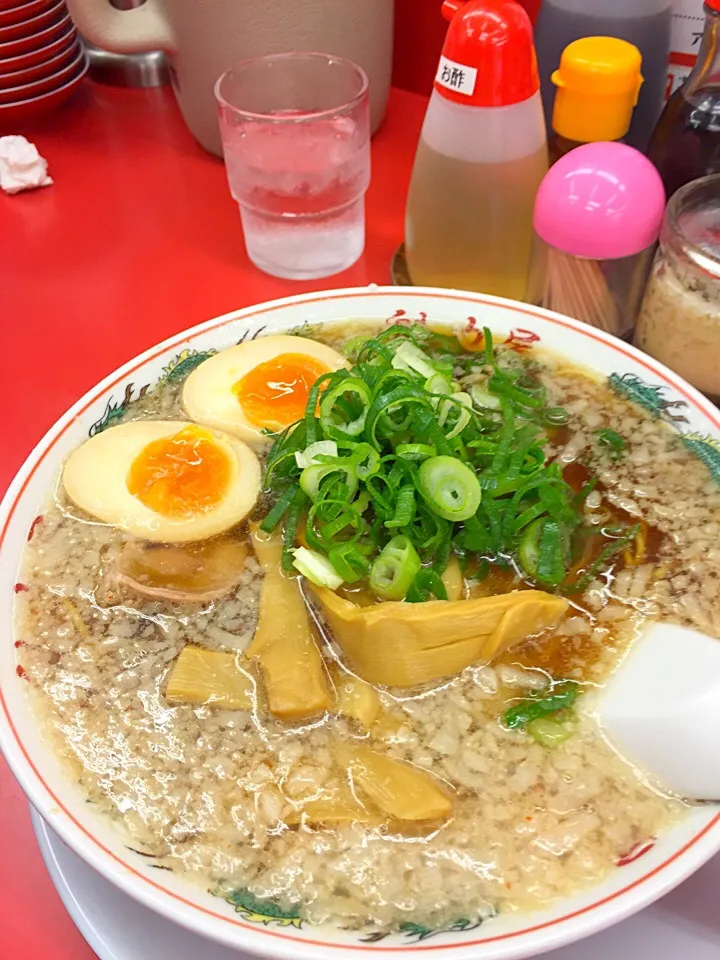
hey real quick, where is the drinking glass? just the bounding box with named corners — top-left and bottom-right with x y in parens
top-left (215, 53), bottom-right (371, 280)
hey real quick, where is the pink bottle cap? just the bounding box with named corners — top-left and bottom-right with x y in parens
top-left (533, 142), bottom-right (666, 260)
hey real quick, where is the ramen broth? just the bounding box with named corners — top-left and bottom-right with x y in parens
top-left (16, 320), bottom-right (720, 932)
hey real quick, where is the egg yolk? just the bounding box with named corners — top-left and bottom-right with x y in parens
top-left (233, 353), bottom-right (330, 429)
top-left (127, 426), bottom-right (231, 519)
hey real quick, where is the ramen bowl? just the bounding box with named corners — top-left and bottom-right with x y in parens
top-left (1, 287), bottom-right (719, 960)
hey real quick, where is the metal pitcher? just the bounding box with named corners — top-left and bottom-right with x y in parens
top-left (66, 0), bottom-right (394, 155)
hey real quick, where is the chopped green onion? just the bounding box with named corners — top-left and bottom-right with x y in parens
top-left (356, 336), bottom-right (396, 367)
top-left (385, 484), bottom-right (416, 529)
top-left (488, 402), bottom-right (516, 476)
top-left (536, 520), bottom-right (567, 587)
top-left (574, 476), bottom-right (599, 504)
top-left (508, 501), bottom-right (547, 537)
top-left (483, 327), bottom-right (494, 366)
top-left (307, 497), bottom-right (362, 545)
top-left (369, 535), bottom-right (422, 600)
top-left (538, 483), bottom-right (578, 528)
top-left (425, 372), bottom-right (453, 397)
top-left (320, 377), bottom-right (372, 439)
top-left (431, 530), bottom-right (452, 574)
top-left (263, 421), bottom-right (306, 487)
top-left (328, 542), bottom-right (370, 583)
top-left (438, 392), bottom-right (473, 440)
top-left (518, 517), bottom-right (542, 578)
top-left (410, 408), bottom-right (455, 456)
top-left (418, 456), bottom-right (482, 522)
top-left (396, 443), bottom-right (436, 461)
top-left (260, 323), bottom-right (602, 601)
top-left (481, 497), bottom-right (503, 553)
top-left (470, 384), bottom-right (501, 410)
top-left (489, 373), bottom-right (544, 410)
top-left (503, 681), bottom-right (579, 729)
top-left (561, 523), bottom-right (641, 594)
top-left (342, 335), bottom-right (371, 360)
top-left (304, 495), bottom-right (364, 552)
top-left (456, 514), bottom-right (489, 552)
top-left (595, 428), bottom-right (626, 457)
top-left (403, 504), bottom-right (451, 558)
top-left (295, 440), bottom-right (338, 469)
top-left (304, 372), bottom-right (337, 444)
top-left (526, 716), bottom-right (575, 747)
top-left (331, 441), bottom-right (380, 480)
top-left (292, 547), bottom-right (344, 589)
top-left (518, 517), bottom-right (568, 587)
top-left (406, 567), bottom-right (448, 602)
top-left (365, 383), bottom-right (431, 449)
top-left (259, 484), bottom-right (298, 533)
top-left (299, 461), bottom-right (358, 501)
top-left (281, 489), bottom-right (307, 572)
top-left (391, 341), bottom-right (438, 380)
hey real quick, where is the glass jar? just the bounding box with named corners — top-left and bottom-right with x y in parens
top-left (635, 174), bottom-right (720, 398)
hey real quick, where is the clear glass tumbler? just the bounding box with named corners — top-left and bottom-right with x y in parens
top-left (215, 53), bottom-right (371, 280)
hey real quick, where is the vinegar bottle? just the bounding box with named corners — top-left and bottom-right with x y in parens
top-left (404, 0), bottom-right (547, 300)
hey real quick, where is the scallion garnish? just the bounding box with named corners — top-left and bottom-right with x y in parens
top-left (369, 536), bottom-right (422, 600)
top-left (502, 681), bottom-right (579, 729)
top-left (259, 324), bottom-right (638, 597)
top-left (595, 428), bottom-right (626, 457)
top-left (417, 456), bottom-right (482, 522)
top-left (292, 546), bottom-right (344, 589)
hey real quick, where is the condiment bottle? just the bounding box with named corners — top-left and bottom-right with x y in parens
top-left (635, 174), bottom-right (720, 398)
top-left (534, 0), bottom-right (672, 151)
top-left (527, 142), bottom-right (666, 340)
top-left (549, 37), bottom-right (644, 164)
top-left (667, 0), bottom-right (708, 96)
top-left (404, 0), bottom-right (547, 300)
top-left (647, 1), bottom-right (720, 199)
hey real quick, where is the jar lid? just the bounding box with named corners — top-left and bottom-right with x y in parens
top-left (551, 37), bottom-right (644, 142)
top-left (665, 173), bottom-right (720, 276)
top-left (533, 141), bottom-right (666, 259)
top-left (434, 0), bottom-right (539, 107)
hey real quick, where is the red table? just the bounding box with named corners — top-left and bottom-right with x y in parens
top-left (0, 80), bottom-right (426, 960)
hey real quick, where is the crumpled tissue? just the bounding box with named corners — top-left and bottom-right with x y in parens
top-left (0, 135), bottom-right (53, 195)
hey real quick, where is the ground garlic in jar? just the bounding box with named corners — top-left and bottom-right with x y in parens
top-left (635, 174), bottom-right (720, 398)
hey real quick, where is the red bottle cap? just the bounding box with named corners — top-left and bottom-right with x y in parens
top-left (435, 0), bottom-right (539, 107)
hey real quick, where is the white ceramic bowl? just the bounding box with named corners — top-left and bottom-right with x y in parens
top-left (2, 287), bottom-right (720, 960)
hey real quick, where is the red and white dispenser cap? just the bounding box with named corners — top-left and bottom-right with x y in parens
top-left (434, 0), bottom-right (540, 107)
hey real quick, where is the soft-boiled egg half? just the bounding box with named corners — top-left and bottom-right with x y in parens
top-left (62, 421), bottom-right (261, 542)
top-left (182, 334), bottom-right (349, 446)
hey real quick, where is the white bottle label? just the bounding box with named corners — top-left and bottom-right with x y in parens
top-left (435, 56), bottom-right (477, 96)
top-left (668, 0), bottom-right (706, 97)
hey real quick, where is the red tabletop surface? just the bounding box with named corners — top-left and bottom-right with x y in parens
top-left (0, 80), bottom-right (425, 960)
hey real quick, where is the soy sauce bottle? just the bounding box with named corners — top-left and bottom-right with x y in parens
top-left (548, 37), bottom-right (643, 165)
top-left (534, 0), bottom-right (671, 151)
top-left (648, 0), bottom-right (720, 198)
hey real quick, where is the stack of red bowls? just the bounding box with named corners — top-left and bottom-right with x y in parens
top-left (0, 0), bottom-right (88, 126)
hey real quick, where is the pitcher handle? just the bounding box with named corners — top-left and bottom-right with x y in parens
top-left (65, 0), bottom-right (176, 54)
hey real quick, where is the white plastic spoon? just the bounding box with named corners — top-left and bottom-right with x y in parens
top-left (592, 622), bottom-right (720, 801)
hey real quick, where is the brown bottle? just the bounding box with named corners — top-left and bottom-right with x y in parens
top-left (648, 0), bottom-right (720, 198)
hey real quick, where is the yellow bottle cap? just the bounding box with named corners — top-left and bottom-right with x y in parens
top-left (551, 36), bottom-right (644, 143)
